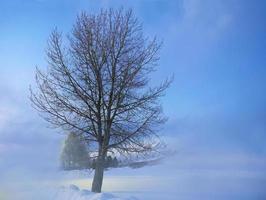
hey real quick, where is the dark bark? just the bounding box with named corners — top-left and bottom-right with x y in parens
top-left (91, 160), bottom-right (104, 192)
top-left (91, 150), bottom-right (105, 193)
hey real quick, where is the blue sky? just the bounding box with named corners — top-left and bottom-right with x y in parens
top-left (0, 0), bottom-right (266, 180)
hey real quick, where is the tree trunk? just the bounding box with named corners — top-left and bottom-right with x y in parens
top-left (91, 155), bottom-right (105, 193)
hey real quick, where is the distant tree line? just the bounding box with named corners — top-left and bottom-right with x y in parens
top-left (61, 133), bottom-right (119, 170)
top-left (90, 155), bottom-right (119, 169)
top-left (60, 133), bottom-right (161, 171)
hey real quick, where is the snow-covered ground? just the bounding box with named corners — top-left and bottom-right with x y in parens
top-left (2, 152), bottom-right (266, 200)
top-left (53, 185), bottom-right (138, 200)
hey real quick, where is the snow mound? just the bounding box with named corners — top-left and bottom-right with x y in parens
top-left (89, 193), bottom-right (117, 200)
top-left (54, 185), bottom-right (138, 200)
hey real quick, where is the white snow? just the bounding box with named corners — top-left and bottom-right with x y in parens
top-left (2, 153), bottom-right (266, 200)
top-left (54, 185), bottom-right (138, 200)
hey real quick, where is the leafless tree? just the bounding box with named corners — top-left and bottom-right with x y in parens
top-left (30, 8), bottom-right (171, 193)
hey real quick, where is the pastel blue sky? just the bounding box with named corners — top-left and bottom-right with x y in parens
top-left (0, 0), bottom-right (266, 180)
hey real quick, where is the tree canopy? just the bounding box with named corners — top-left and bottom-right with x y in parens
top-left (30, 8), bottom-right (170, 193)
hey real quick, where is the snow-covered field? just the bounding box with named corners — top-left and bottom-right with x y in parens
top-left (2, 153), bottom-right (266, 200)
top-left (47, 185), bottom-right (138, 200)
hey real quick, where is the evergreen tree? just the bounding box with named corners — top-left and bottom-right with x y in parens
top-left (91, 159), bottom-right (97, 169)
top-left (105, 156), bottom-right (113, 168)
top-left (112, 157), bottom-right (119, 168)
top-left (60, 133), bottom-right (89, 170)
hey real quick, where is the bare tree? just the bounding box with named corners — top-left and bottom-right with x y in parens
top-left (30, 8), bottom-right (171, 193)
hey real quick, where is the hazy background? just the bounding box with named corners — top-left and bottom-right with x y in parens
top-left (0, 0), bottom-right (266, 199)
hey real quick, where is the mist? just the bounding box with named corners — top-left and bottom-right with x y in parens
top-left (1, 0), bottom-right (266, 199)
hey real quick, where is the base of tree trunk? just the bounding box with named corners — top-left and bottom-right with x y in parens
top-left (91, 159), bottom-right (104, 193)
